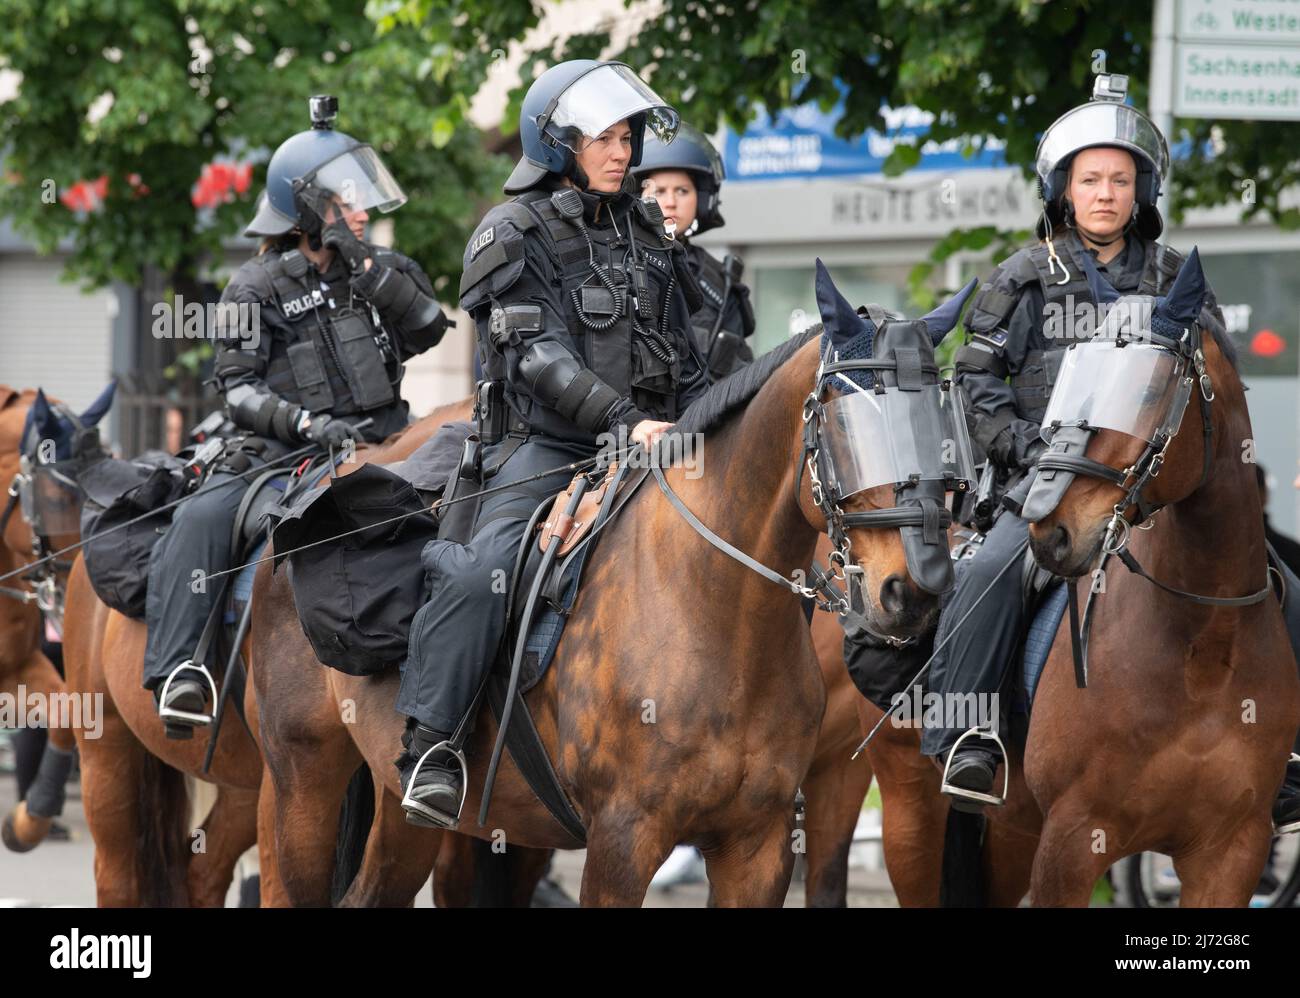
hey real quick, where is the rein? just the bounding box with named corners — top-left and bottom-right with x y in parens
top-left (1042, 321), bottom-right (1272, 684)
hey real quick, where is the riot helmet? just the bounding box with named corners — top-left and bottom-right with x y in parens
top-left (630, 121), bottom-right (727, 234)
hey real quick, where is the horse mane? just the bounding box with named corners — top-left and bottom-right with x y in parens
top-left (674, 328), bottom-right (820, 438)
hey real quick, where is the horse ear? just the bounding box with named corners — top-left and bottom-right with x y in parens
top-left (80, 379), bottom-right (117, 428)
top-left (1156, 246), bottom-right (1207, 327)
top-left (31, 389), bottom-right (56, 435)
top-left (814, 258), bottom-right (874, 349)
top-left (1080, 248), bottom-right (1121, 307)
top-left (919, 277), bottom-right (979, 346)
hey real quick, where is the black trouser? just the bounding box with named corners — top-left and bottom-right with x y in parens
top-left (396, 436), bottom-right (594, 734)
top-left (14, 638), bottom-right (64, 799)
top-left (142, 466), bottom-right (262, 691)
top-left (919, 511), bottom-right (1029, 759)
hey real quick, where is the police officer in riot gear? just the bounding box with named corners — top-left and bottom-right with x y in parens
top-left (915, 75), bottom-right (1224, 803)
top-left (396, 60), bottom-right (708, 828)
top-left (631, 122), bottom-right (757, 379)
top-left (143, 96), bottom-right (448, 734)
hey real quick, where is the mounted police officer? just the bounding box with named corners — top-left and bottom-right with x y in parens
top-left (631, 122), bottom-right (756, 379)
top-left (395, 60), bottom-right (708, 828)
top-left (914, 75), bottom-right (1213, 798)
top-left (143, 95), bottom-right (448, 735)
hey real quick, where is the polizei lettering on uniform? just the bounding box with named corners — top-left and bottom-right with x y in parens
top-left (470, 226), bottom-right (495, 258)
top-left (151, 295), bottom-right (261, 349)
top-left (49, 929), bottom-right (151, 978)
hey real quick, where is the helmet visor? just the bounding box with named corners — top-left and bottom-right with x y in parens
top-left (821, 383), bottom-right (976, 498)
top-left (1041, 342), bottom-right (1183, 444)
top-left (548, 64), bottom-right (679, 152)
top-left (1036, 102), bottom-right (1170, 186)
top-left (308, 145), bottom-right (407, 215)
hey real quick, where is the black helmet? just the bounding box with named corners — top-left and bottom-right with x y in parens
top-left (1034, 75), bottom-right (1169, 240)
top-left (244, 95), bottom-right (407, 237)
top-left (504, 60), bottom-right (679, 195)
top-left (630, 121), bottom-right (726, 235)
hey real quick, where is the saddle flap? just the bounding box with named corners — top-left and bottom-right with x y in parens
top-left (537, 461), bottom-right (620, 557)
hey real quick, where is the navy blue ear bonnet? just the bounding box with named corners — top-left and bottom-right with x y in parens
top-left (813, 259), bottom-right (977, 392)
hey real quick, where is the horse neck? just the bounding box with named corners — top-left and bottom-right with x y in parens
top-left (1140, 341), bottom-right (1266, 612)
top-left (667, 340), bottom-right (821, 584)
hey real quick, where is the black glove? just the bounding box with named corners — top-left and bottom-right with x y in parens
top-left (322, 219), bottom-right (371, 275)
top-left (303, 413), bottom-right (363, 449)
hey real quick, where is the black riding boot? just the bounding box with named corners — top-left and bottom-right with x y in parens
top-left (942, 742), bottom-right (1001, 814)
top-left (154, 662), bottom-right (213, 740)
top-left (399, 723), bottom-right (463, 829)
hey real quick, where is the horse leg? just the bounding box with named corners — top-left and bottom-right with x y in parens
top-left (1027, 805), bottom-right (1112, 907)
top-left (1173, 819), bottom-right (1274, 907)
top-left (702, 815), bottom-right (799, 908)
top-left (255, 768), bottom-right (290, 907)
top-left (579, 810), bottom-right (676, 907)
top-left (800, 750), bottom-right (873, 907)
top-left (187, 784), bottom-right (260, 908)
top-left (864, 715), bottom-right (948, 906)
top-left (339, 779), bottom-right (440, 908)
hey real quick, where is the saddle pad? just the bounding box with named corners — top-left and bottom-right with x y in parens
top-left (1017, 580), bottom-right (1069, 712)
top-left (518, 543), bottom-right (591, 695)
top-left (232, 536), bottom-right (269, 611)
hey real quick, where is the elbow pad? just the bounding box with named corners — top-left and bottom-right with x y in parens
top-left (225, 384), bottom-right (303, 443)
top-left (517, 340), bottom-right (621, 433)
top-left (353, 264), bottom-right (448, 346)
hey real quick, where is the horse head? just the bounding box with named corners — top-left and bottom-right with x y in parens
top-left (1023, 248), bottom-right (1231, 576)
top-left (800, 260), bottom-right (978, 637)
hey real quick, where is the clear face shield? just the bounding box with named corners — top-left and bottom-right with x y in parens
top-left (307, 145), bottom-right (407, 216)
top-left (1041, 342), bottom-right (1189, 447)
top-left (1035, 102), bottom-right (1170, 191)
top-left (820, 383), bottom-right (977, 500)
top-left (547, 64), bottom-right (680, 151)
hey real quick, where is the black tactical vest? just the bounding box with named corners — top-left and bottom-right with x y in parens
top-left (465, 188), bottom-right (690, 436)
top-left (250, 249), bottom-right (403, 419)
top-left (965, 234), bottom-right (1187, 422)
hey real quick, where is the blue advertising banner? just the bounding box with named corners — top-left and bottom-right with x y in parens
top-left (722, 101), bottom-right (1007, 180)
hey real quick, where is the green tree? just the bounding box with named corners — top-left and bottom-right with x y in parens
top-left (0, 0), bottom-right (507, 299)
top-left (395, 0), bottom-right (1298, 304)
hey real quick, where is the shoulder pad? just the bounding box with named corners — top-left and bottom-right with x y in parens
top-left (458, 202), bottom-right (538, 307)
top-left (962, 249), bottom-right (1035, 334)
top-left (227, 256), bottom-right (277, 302)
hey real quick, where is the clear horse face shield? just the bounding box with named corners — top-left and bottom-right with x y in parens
top-left (820, 382), bottom-right (976, 500)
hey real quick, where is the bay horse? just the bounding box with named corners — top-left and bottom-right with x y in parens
top-left (858, 250), bottom-right (1299, 908)
top-left (1, 385), bottom-right (112, 852)
top-left (46, 398), bottom-right (479, 906)
top-left (1018, 250), bottom-right (1300, 905)
top-left (255, 269), bottom-right (974, 906)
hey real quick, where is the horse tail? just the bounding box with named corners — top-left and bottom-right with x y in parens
top-left (468, 837), bottom-right (518, 906)
top-left (135, 753), bottom-right (190, 907)
top-left (939, 809), bottom-right (987, 907)
top-left (331, 763), bottom-right (375, 905)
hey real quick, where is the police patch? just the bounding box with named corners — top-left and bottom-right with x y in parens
top-left (470, 227), bottom-right (495, 260)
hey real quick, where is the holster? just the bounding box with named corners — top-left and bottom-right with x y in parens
top-left (436, 433), bottom-right (484, 543)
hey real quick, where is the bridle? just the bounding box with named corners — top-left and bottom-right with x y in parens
top-left (0, 402), bottom-right (104, 629)
top-left (654, 330), bottom-right (969, 647)
top-left (1036, 315), bottom-right (1273, 685)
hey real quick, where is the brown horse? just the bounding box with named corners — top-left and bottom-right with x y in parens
top-left (43, 399), bottom-right (479, 905)
top-left (860, 255), bottom-right (1300, 908)
top-left (257, 276), bottom-right (973, 906)
top-left (0, 386), bottom-right (109, 852)
top-left (1018, 255), bottom-right (1300, 905)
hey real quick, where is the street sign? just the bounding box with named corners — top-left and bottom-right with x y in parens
top-left (1174, 44), bottom-right (1300, 119)
top-left (1178, 0), bottom-right (1300, 44)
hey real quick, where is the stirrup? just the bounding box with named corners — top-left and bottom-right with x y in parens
top-left (940, 726), bottom-right (1010, 809)
top-left (401, 740), bottom-right (469, 831)
top-left (158, 661), bottom-right (217, 729)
